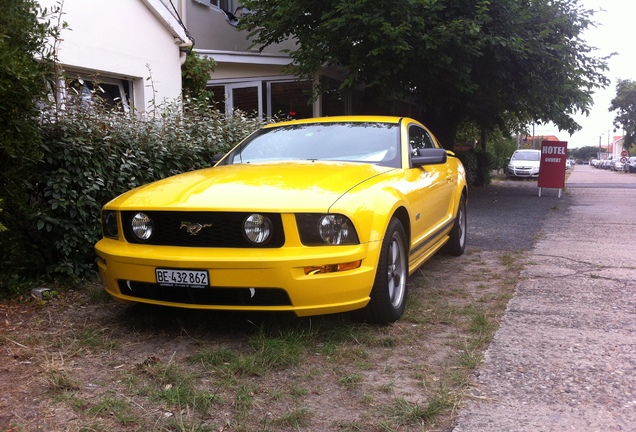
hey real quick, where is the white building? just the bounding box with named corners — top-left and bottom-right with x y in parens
top-left (39, 0), bottom-right (192, 112)
top-left (38, 0), bottom-right (418, 119)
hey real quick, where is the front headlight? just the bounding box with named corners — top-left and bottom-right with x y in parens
top-left (102, 210), bottom-right (119, 239)
top-left (296, 214), bottom-right (360, 245)
top-left (243, 213), bottom-right (272, 244)
top-left (319, 214), bottom-right (355, 244)
top-left (131, 212), bottom-right (154, 241)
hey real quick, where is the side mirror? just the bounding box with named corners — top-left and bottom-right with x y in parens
top-left (411, 148), bottom-right (447, 167)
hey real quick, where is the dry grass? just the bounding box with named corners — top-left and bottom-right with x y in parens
top-left (0, 247), bottom-right (523, 432)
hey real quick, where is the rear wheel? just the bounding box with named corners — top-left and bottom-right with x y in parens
top-left (443, 194), bottom-right (467, 256)
top-left (362, 218), bottom-right (408, 324)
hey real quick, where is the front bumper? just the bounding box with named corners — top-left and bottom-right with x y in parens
top-left (507, 166), bottom-right (539, 178)
top-left (95, 239), bottom-right (381, 317)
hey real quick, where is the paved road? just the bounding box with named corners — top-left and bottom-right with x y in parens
top-left (467, 179), bottom-right (565, 252)
top-left (454, 164), bottom-right (636, 431)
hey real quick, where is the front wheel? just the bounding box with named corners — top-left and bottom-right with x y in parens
top-left (443, 194), bottom-right (467, 256)
top-left (362, 218), bottom-right (408, 324)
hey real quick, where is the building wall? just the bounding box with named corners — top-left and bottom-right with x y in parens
top-left (183, 1), bottom-right (296, 55)
top-left (39, 0), bottom-right (187, 111)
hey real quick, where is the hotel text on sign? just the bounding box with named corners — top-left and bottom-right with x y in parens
top-left (538, 141), bottom-right (567, 189)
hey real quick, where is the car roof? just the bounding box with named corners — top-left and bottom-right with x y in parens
top-left (264, 115), bottom-right (411, 128)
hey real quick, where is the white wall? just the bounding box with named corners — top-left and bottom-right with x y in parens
top-left (39, 0), bottom-right (186, 111)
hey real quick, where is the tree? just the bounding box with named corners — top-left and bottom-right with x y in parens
top-left (570, 145), bottom-right (601, 161)
top-left (0, 0), bottom-right (58, 287)
top-left (609, 79), bottom-right (636, 149)
top-left (181, 51), bottom-right (217, 99)
top-left (238, 0), bottom-right (609, 149)
top-left (0, 0), bottom-right (56, 175)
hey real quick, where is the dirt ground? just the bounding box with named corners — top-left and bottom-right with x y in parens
top-left (0, 246), bottom-right (520, 432)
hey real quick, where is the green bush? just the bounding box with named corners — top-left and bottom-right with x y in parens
top-left (487, 134), bottom-right (518, 174)
top-left (0, 201), bottom-right (5, 232)
top-left (0, 0), bottom-right (58, 294)
top-left (456, 150), bottom-right (491, 187)
top-left (0, 96), bottom-right (277, 293)
top-left (182, 52), bottom-right (217, 99)
top-left (456, 151), bottom-right (478, 186)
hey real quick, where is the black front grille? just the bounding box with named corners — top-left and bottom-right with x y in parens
top-left (118, 281), bottom-right (292, 306)
top-left (122, 211), bottom-right (285, 248)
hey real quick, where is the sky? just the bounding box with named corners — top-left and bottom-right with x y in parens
top-left (533, 0), bottom-right (636, 148)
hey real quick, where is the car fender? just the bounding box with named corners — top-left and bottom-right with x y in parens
top-left (327, 173), bottom-right (416, 246)
top-left (448, 154), bottom-right (468, 215)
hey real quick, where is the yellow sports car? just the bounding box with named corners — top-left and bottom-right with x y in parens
top-left (95, 116), bottom-right (467, 323)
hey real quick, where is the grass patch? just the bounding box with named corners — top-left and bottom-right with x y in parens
top-left (88, 395), bottom-right (137, 424)
top-left (386, 394), bottom-right (453, 426)
top-left (3, 249), bottom-right (519, 431)
top-left (273, 407), bottom-right (313, 428)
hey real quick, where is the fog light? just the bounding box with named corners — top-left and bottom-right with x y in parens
top-left (304, 260), bottom-right (362, 275)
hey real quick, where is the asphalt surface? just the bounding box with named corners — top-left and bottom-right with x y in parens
top-left (454, 164), bottom-right (636, 431)
top-left (467, 179), bottom-right (567, 251)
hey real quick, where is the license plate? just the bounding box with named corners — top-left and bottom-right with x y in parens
top-left (155, 269), bottom-right (209, 288)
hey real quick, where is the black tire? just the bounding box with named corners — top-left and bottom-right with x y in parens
top-left (443, 194), bottom-right (467, 256)
top-left (362, 218), bottom-right (408, 324)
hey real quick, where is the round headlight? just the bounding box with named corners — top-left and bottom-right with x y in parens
top-left (243, 213), bottom-right (271, 244)
top-left (131, 212), bottom-right (154, 240)
top-left (319, 214), bottom-right (353, 245)
top-left (102, 211), bottom-right (119, 238)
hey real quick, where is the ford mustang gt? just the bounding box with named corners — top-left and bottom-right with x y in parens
top-left (95, 116), bottom-right (467, 323)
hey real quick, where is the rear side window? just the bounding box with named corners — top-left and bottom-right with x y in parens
top-left (408, 125), bottom-right (436, 151)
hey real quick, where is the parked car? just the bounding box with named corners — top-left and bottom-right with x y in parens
top-left (507, 149), bottom-right (541, 179)
top-left (626, 156), bottom-right (636, 173)
top-left (611, 159), bottom-right (625, 172)
top-left (95, 116), bottom-right (468, 323)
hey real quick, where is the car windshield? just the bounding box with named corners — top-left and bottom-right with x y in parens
top-left (512, 151), bottom-right (540, 161)
top-left (224, 122), bottom-right (401, 168)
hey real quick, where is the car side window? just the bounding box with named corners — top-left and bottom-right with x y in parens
top-left (408, 125), bottom-right (435, 155)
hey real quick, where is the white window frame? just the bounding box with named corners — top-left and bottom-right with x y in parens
top-left (227, 81), bottom-right (263, 118)
top-left (193, 0), bottom-right (236, 11)
top-left (57, 72), bottom-right (132, 112)
top-left (209, 76), bottom-right (318, 119)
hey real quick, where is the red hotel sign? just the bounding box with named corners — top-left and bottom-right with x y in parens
top-left (538, 141), bottom-right (568, 189)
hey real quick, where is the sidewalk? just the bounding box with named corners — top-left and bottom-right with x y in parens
top-left (454, 165), bottom-right (636, 431)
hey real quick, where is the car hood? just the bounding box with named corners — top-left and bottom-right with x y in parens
top-left (107, 162), bottom-right (395, 212)
top-left (509, 159), bottom-right (540, 167)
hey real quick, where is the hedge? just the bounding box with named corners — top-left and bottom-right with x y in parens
top-left (0, 97), bottom-right (276, 293)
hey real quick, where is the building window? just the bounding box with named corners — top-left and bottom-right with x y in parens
top-left (268, 81), bottom-right (313, 119)
top-left (207, 79), bottom-right (314, 119)
top-left (193, 0), bottom-right (236, 12)
top-left (213, 0), bottom-right (235, 11)
top-left (321, 77), bottom-right (347, 117)
top-left (60, 73), bottom-right (131, 111)
top-left (209, 85), bottom-right (226, 113)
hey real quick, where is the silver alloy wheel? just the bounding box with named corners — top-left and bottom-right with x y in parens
top-left (457, 201), bottom-right (466, 248)
top-left (387, 230), bottom-right (407, 308)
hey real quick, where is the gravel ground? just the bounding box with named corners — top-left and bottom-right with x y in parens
top-left (454, 165), bottom-right (636, 432)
